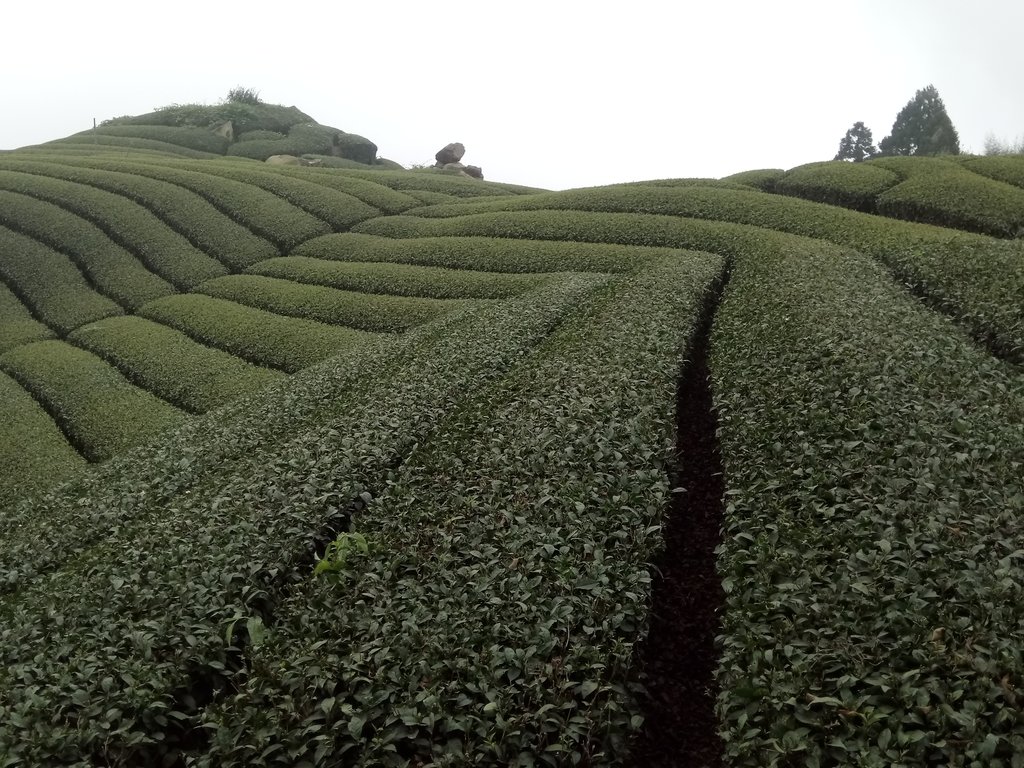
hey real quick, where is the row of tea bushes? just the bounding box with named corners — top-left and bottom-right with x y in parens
top-left (0, 189), bottom-right (174, 310)
top-left (0, 276), bottom-right (606, 765)
top-left (0, 282), bottom-right (53, 353)
top-left (0, 371), bottom-right (83, 506)
top-left (378, 190), bottom-right (1024, 364)
top-left (712, 235), bottom-right (1024, 765)
top-left (0, 339), bottom-right (184, 462)
top-left (294, 232), bottom-right (674, 274)
top-left (197, 274), bottom-right (467, 333)
top-left (138, 293), bottom-right (379, 373)
top-left (0, 167), bottom-right (227, 287)
top-left (3, 157), bottom-right (280, 267)
top-left (68, 316), bottom-right (285, 414)
top-left (193, 253), bottom-right (724, 767)
top-left (248, 257), bottom-right (552, 300)
top-left (0, 225), bottom-right (121, 334)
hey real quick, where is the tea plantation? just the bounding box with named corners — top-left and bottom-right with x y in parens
top-left (1, 115), bottom-right (1023, 767)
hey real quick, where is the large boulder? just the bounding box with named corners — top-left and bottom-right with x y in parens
top-left (435, 142), bottom-right (465, 165)
top-left (266, 154), bottom-right (302, 166)
top-left (463, 165), bottom-right (484, 180)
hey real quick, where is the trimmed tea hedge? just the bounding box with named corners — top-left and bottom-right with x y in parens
top-left (0, 282), bottom-right (54, 353)
top-left (0, 371), bottom-right (84, 508)
top-left (294, 232), bottom-right (673, 273)
top-left (712, 230), bottom-right (1024, 765)
top-left (50, 158), bottom-right (329, 253)
top-left (0, 340), bottom-right (185, 462)
top-left (0, 167), bottom-right (227, 288)
top-left (365, 193), bottom-right (1024, 363)
top-left (195, 253), bottom-right (725, 766)
top-left (0, 225), bottom-right (122, 334)
top-left (721, 168), bottom-right (784, 191)
top-left (74, 124), bottom-right (231, 154)
top-left (0, 276), bottom-right (606, 765)
top-left (69, 316), bottom-right (285, 414)
top-left (773, 161), bottom-right (899, 211)
top-left (248, 256), bottom-right (552, 299)
top-left (44, 134), bottom-right (221, 158)
top-left (0, 189), bottom-right (174, 309)
top-left (869, 157), bottom-right (1024, 237)
top-left (338, 168), bottom-right (541, 198)
top-left (139, 293), bottom-right (381, 373)
top-left (198, 274), bottom-right (465, 332)
top-left (1, 158), bottom-right (280, 269)
top-left (137, 162), bottom-right (382, 230)
top-left (959, 155), bottom-right (1024, 191)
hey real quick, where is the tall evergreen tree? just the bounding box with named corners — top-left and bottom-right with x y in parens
top-left (834, 121), bottom-right (877, 162)
top-left (878, 85), bottom-right (960, 156)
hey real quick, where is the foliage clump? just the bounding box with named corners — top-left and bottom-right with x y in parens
top-left (834, 121), bottom-right (877, 162)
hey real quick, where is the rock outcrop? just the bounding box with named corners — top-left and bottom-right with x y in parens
top-left (433, 143), bottom-right (483, 179)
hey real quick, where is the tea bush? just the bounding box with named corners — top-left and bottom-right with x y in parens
top-left (773, 160), bottom-right (899, 211)
top-left (0, 225), bottom-right (122, 334)
top-left (77, 124), bottom-right (231, 154)
top-left (0, 189), bottom-right (174, 309)
top-left (248, 256), bottom-right (553, 299)
top-left (0, 282), bottom-right (53, 353)
top-left (0, 371), bottom-right (83, 507)
top-left (69, 316), bottom-right (284, 413)
top-left (295, 232), bottom-right (676, 273)
top-left (712, 230), bottom-right (1024, 766)
top-left (0, 166), bottom-right (227, 288)
top-left (139, 293), bottom-right (382, 372)
top-left (0, 340), bottom-right (184, 462)
top-left (198, 274), bottom-right (466, 332)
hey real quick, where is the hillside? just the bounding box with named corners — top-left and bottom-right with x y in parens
top-left (1, 103), bottom-right (1023, 767)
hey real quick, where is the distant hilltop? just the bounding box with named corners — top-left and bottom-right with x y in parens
top-left (79, 88), bottom-right (400, 169)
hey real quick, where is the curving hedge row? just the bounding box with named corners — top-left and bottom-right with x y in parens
top-left (0, 340), bottom-right (185, 463)
top-left (136, 162), bottom-right (382, 231)
top-left (138, 293), bottom-right (381, 373)
top-left (196, 253), bottom-right (725, 766)
top-left (73, 125), bottom-right (232, 154)
top-left (869, 156), bottom-right (1024, 237)
top-left (248, 255), bottom-right (552, 300)
top-left (294, 232), bottom-right (674, 273)
top-left (0, 276), bottom-right (606, 765)
top-left (0, 167), bottom-right (227, 289)
top-left (0, 189), bottom-right (174, 310)
top-left (43, 134), bottom-right (221, 158)
top-left (338, 168), bottom-right (542, 198)
top-left (712, 230), bottom-right (1024, 765)
top-left (49, 158), bottom-right (329, 253)
top-left (773, 161), bottom-right (900, 211)
top-left (197, 274), bottom-right (466, 333)
top-left (0, 158), bottom-right (280, 269)
top-left (0, 371), bottom-right (84, 509)
top-left (0, 225), bottom-right (122, 335)
top-left (69, 316), bottom-right (285, 414)
top-left (0, 281), bottom-right (54, 353)
top-left (367, 191), bottom-right (1024, 364)
top-left (721, 168), bottom-right (784, 191)
top-left (959, 154), bottom-right (1024, 191)
top-left (265, 167), bottom-right (422, 214)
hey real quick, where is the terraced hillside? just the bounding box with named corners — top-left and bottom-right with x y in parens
top-left (1, 128), bottom-right (1023, 768)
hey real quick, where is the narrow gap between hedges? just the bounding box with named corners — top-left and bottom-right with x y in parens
top-left (630, 268), bottom-right (729, 768)
top-left (881, 260), bottom-right (1024, 369)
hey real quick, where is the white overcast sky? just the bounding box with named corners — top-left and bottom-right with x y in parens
top-left (2, 0), bottom-right (1021, 190)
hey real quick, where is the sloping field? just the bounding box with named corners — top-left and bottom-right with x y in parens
top-left (1, 137), bottom-right (1022, 767)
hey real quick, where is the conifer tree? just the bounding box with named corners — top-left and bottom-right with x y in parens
top-left (834, 122), bottom-right (877, 162)
top-left (878, 85), bottom-right (960, 156)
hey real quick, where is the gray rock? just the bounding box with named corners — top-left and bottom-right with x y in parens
top-left (435, 142), bottom-right (466, 165)
top-left (463, 165), bottom-right (484, 180)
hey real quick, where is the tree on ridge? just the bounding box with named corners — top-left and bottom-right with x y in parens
top-left (878, 84), bottom-right (960, 156)
top-left (834, 121), bottom-right (877, 162)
